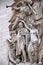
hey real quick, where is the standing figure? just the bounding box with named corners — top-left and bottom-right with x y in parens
top-left (16, 22), bottom-right (27, 62)
top-left (27, 26), bottom-right (39, 63)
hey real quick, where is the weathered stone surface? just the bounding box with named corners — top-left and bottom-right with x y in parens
top-left (6, 0), bottom-right (43, 65)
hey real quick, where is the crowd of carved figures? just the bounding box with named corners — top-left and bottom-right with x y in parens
top-left (6, 0), bottom-right (43, 65)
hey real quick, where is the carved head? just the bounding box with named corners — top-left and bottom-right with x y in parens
top-left (19, 22), bottom-right (24, 28)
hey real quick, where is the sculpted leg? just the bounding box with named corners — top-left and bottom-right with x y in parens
top-left (22, 49), bottom-right (26, 62)
top-left (28, 51), bottom-right (33, 63)
top-left (27, 46), bottom-right (33, 63)
top-left (34, 51), bottom-right (38, 63)
top-left (39, 51), bottom-right (43, 64)
top-left (21, 44), bottom-right (26, 62)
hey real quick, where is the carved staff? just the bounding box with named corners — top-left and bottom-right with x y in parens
top-left (28, 3), bottom-right (37, 15)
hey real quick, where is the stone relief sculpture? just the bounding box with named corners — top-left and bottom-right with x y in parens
top-left (6, 0), bottom-right (43, 65)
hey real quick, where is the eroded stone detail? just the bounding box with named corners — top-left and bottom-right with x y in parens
top-left (6, 0), bottom-right (43, 65)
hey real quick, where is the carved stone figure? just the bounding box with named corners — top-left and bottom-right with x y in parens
top-left (16, 22), bottom-right (28, 62)
top-left (11, 4), bottom-right (32, 30)
top-left (6, 1), bottom-right (23, 23)
top-left (27, 27), bottom-right (39, 63)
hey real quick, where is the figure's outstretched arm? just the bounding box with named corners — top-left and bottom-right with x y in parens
top-left (6, 2), bottom-right (15, 8)
top-left (6, 1), bottom-right (23, 8)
